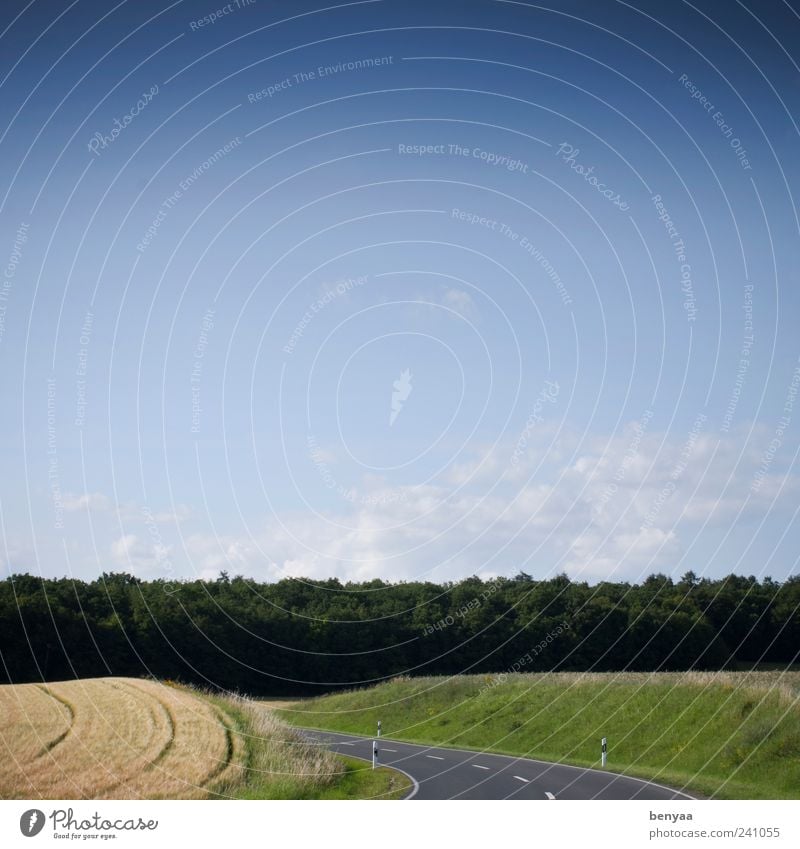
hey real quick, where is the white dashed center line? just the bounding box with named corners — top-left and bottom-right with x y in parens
top-left (382, 748), bottom-right (397, 752)
top-left (514, 776), bottom-right (529, 783)
top-left (545, 791), bottom-right (556, 799)
top-left (426, 755), bottom-right (445, 760)
top-left (472, 764), bottom-right (490, 770)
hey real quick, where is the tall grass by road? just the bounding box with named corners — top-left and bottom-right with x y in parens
top-left (211, 691), bottom-right (409, 799)
top-left (276, 671), bottom-right (800, 799)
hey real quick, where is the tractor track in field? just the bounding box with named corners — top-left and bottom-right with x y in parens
top-left (200, 707), bottom-right (238, 790)
top-left (96, 680), bottom-right (179, 796)
top-left (112, 679), bottom-right (177, 769)
top-left (112, 681), bottom-right (240, 793)
top-left (34, 685), bottom-right (74, 757)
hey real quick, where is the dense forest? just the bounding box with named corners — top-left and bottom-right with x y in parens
top-left (1, 571), bottom-right (797, 694)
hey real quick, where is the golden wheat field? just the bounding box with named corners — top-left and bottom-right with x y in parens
top-left (0, 677), bottom-right (249, 799)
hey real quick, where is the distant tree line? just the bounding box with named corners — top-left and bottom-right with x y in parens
top-left (0, 571), bottom-right (797, 694)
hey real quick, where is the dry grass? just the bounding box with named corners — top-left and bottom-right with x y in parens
top-left (0, 683), bottom-right (72, 768)
top-left (0, 677), bottom-right (242, 800)
top-left (212, 693), bottom-right (342, 798)
top-left (216, 694), bottom-right (410, 799)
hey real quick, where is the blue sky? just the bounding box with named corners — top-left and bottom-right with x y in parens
top-left (1, 0), bottom-right (799, 584)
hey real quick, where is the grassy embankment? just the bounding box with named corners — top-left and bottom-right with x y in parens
top-left (276, 671), bottom-right (800, 799)
top-left (209, 691), bottom-right (410, 799)
top-left (0, 677), bottom-right (410, 800)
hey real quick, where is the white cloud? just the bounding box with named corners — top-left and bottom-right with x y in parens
top-left (220, 422), bottom-right (796, 584)
top-left (62, 493), bottom-right (191, 524)
top-left (441, 287), bottom-right (477, 317)
top-left (111, 534), bottom-right (142, 562)
top-left (63, 492), bottom-right (112, 512)
top-left (184, 533), bottom-right (258, 577)
top-left (0, 542), bottom-right (36, 576)
top-left (151, 505), bottom-right (192, 523)
top-left (60, 422), bottom-right (797, 584)
top-left (110, 533), bottom-right (172, 576)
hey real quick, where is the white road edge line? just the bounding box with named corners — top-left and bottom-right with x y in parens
top-left (545, 792), bottom-right (556, 799)
top-left (339, 742), bottom-right (354, 746)
top-left (472, 764), bottom-right (490, 770)
top-left (514, 776), bottom-right (529, 783)
top-left (382, 748), bottom-right (397, 752)
top-left (311, 738), bottom-right (419, 800)
top-left (426, 755), bottom-right (445, 760)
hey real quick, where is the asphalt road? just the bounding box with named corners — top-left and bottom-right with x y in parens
top-left (304, 730), bottom-right (697, 800)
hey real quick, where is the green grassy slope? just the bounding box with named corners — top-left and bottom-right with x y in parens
top-left (275, 671), bottom-right (800, 799)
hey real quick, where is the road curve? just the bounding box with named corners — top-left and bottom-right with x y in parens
top-left (304, 730), bottom-right (697, 800)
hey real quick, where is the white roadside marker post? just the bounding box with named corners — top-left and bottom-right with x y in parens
top-left (601, 737), bottom-right (608, 768)
top-left (373, 739), bottom-right (378, 770)
top-left (377, 720), bottom-right (381, 737)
